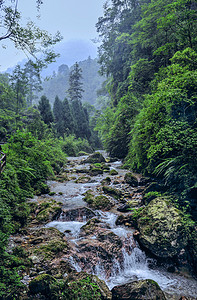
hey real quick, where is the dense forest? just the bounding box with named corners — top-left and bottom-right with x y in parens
top-left (0, 0), bottom-right (197, 298)
top-left (95, 0), bottom-right (197, 219)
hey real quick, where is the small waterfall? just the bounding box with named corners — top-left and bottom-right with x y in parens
top-left (46, 220), bottom-right (86, 237)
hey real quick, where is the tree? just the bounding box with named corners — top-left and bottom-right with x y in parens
top-left (38, 95), bottom-right (54, 125)
top-left (24, 60), bottom-right (42, 107)
top-left (70, 99), bottom-right (91, 139)
top-left (9, 65), bottom-right (28, 113)
top-left (62, 98), bottom-right (74, 135)
top-left (67, 62), bottom-right (84, 102)
top-left (53, 96), bottom-right (64, 136)
top-left (0, 0), bottom-right (62, 69)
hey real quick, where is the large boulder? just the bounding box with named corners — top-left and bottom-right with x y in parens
top-left (29, 274), bottom-right (57, 295)
top-left (111, 279), bottom-right (166, 300)
top-left (83, 152), bottom-right (106, 164)
top-left (135, 197), bottom-right (190, 258)
top-left (65, 272), bottom-right (112, 299)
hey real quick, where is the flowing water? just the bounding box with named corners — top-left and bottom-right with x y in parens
top-left (45, 153), bottom-right (197, 299)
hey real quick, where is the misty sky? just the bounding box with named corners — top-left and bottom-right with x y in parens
top-left (0, 0), bottom-right (106, 71)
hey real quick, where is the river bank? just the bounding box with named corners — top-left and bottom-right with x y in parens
top-left (8, 152), bottom-right (197, 299)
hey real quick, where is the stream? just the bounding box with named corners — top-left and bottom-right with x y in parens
top-left (41, 153), bottom-right (197, 299)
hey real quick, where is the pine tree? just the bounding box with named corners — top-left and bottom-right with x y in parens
top-left (38, 95), bottom-right (54, 125)
top-left (67, 62), bottom-right (84, 102)
top-left (53, 96), bottom-right (64, 136)
top-left (62, 98), bottom-right (74, 135)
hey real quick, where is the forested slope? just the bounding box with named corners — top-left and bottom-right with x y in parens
top-left (37, 57), bottom-right (105, 106)
top-left (95, 0), bottom-right (197, 217)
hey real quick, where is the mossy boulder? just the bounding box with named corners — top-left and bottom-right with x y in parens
top-left (83, 191), bottom-right (113, 210)
top-left (111, 279), bottom-right (166, 299)
top-left (101, 177), bottom-right (111, 185)
top-left (29, 227), bottom-right (68, 262)
top-left (83, 152), bottom-right (106, 164)
top-left (81, 218), bottom-right (101, 234)
top-left (75, 176), bottom-right (92, 183)
top-left (124, 173), bottom-right (138, 187)
top-left (109, 169), bottom-right (118, 176)
top-left (29, 274), bottom-right (57, 295)
top-left (135, 197), bottom-right (191, 258)
top-left (92, 195), bottom-right (113, 210)
top-left (89, 166), bottom-right (103, 176)
top-left (35, 199), bottom-right (62, 223)
top-left (103, 186), bottom-right (123, 200)
top-left (65, 272), bottom-right (112, 299)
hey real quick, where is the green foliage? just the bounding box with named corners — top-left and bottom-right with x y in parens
top-left (126, 48), bottom-right (197, 210)
top-left (60, 135), bottom-right (93, 156)
top-left (67, 62), bottom-right (84, 102)
top-left (38, 95), bottom-right (54, 125)
top-left (0, 129), bottom-right (67, 295)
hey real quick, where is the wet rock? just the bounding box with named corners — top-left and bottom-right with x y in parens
top-left (75, 176), bottom-right (92, 183)
top-left (66, 272), bottom-right (112, 299)
top-left (59, 207), bottom-right (96, 222)
top-left (33, 199), bottom-right (62, 224)
top-left (81, 218), bottom-right (102, 234)
top-left (103, 186), bottom-right (123, 200)
top-left (111, 279), bottom-right (166, 299)
top-left (109, 169), bottom-right (118, 176)
top-left (124, 173), bottom-right (139, 187)
top-left (75, 167), bottom-right (89, 174)
top-left (82, 152), bottom-right (106, 164)
top-left (117, 204), bottom-right (130, 212)
top-left (89, 166), bottom-right (103, 176)
top-left (78, 151), bottom-right (90, 156)
top-left (55, 172), bottom-right (69, 182)
top-left (83, 191), bottom-right (114, 210)
top-left (28, 227), bottom-right (68, 265)
top-left (101, 177), bottom-right (111, 185)
top-left (135, 197), bottom-right (191, 258)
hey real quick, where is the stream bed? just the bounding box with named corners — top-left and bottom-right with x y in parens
top-left (42, 153), bottom-right (197, 299)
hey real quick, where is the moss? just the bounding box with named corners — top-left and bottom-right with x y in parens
top-left (29, 274), bottom-right (57, 295)
top-left (109, 169), bottom-right (118, 175)
top-left (38, 240), bottom-right (68, 258)
top-left (83, 191), bottom-right (113, 210)
top-left (102, 185), bottom-right (123, 199)
top-left (35, 200), bottom-right (62, 223)
top-left (83, 152), bottom-right (106, 164)
top-left (92, 195), bottom-right (113, 210)
top-left (83, 190), bottom-right (94, 205)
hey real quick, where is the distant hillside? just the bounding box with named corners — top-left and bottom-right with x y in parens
top-left (36, 57), bottom-right (105, 106)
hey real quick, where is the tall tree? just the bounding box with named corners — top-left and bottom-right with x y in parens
top-left (38, 95), bottom-right (53, 125)
top-left (9, 65), bottom-right (28, 113)
top-left (24, 60), bottom-right (42, 107)
top-left (67, 62), bottom-right (84, 102)
top-left (62, 98), bottom-right (74, 135)
top-left (53, 96), bottom-right (64, 137)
